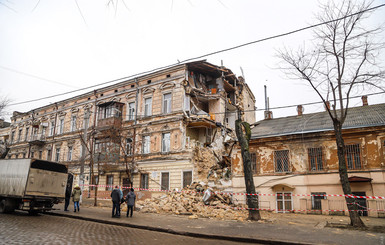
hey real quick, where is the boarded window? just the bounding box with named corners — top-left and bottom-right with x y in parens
top-left (183, 171), bottom-right (192, 188)
top-left (308, 147), bottom-right (323, 171)
top-left (161, 172), bottom-right (169, 191)
top-left (274, 150), bottom-right (290, 172)
top-left (346, 144), bottom-right (361, 169)
top-left (140, 174), bottom-right (149, 190)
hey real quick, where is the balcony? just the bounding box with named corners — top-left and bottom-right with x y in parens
top-left (96, 117), bottom-right (122, 129)
top-left (28, 134), bottom-right (46, 146)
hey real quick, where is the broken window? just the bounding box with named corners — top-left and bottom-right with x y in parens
top-left (128, 102), bottom-right (135, 121)
top-left (162, 133), bottom-right (170, 153)
top-left (125, 138), bottom-right (133, 156)
top-left (250, 153), bottom-right (259, 174)
top-left (311, 192), bottom-right (326, 210)
top-left (142, 135), bottom-right (150, 154)
top-left (346, 144), bottom-right (361, 169)
top-left (140, 173), bottom-right (149, 190)
top-left (144, 97), bottom-right (152, 117)
top-left (183, 171), bottom-right (192, 188)
top-left (161, 172), bottom-right (169, 191)
top-left (67, 146), bottom-right (73, 161)
top-left (308, 147), bottom-right (323, 171)
top-left (274, 150), bottom-right (290, 172)
top-left (163, 93), bottom-right (172, 114)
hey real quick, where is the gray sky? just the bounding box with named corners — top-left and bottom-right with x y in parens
top-left (1, 0), bottom-right (384, 122)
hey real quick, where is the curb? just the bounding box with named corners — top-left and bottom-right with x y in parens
top-left (47, 212), bottom-right (313, 245)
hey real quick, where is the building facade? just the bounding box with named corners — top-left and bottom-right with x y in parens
top-left (6, 61), bottom-right (255, 197)
top-left (232, 100), bottom-right (385, 217)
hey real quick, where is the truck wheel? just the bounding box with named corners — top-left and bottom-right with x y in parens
top-left (0, 200), bottom-right (6, 213)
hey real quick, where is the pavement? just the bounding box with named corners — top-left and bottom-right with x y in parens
top-left (48, 198), bottom-right (385, 245)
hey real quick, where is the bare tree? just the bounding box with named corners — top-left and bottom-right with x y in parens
top-left (278, 0), bottom-right (384, 228)
top-left (0, 95), bottom-right (10, 119)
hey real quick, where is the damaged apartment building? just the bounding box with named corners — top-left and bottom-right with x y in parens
top-left (6, 61), bottom-right (255, 196)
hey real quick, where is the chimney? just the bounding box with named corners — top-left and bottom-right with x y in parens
top-left (361, 96), bottom-right (368, 106)
top-left (264, 111), bottom-right (273, 120)
top-left (324, 101), bottom-right (330, 111)
top-left (297, 105), bottom-right (303, 116)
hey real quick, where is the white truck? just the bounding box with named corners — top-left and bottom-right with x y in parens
top-left (0, 158), bottom-right (68, 214)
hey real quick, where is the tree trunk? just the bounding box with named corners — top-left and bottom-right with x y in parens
top-left (333, 120), bottom-right (365, 228)
top-left (235, 120), bottom-right (261, 220)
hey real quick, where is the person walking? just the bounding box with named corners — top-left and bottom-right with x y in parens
top-left (126, 188), bottom-right (136, 218)
top-left (71, 184), bottom-right (82, 212)
top-left (111, 186), bottom-right (121, 218)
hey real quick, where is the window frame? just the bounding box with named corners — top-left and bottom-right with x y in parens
top-left (144, 97), bottom-right (152, 117)
top-left (128, 102), bottom-right (136, 121)
top-left (161, 132), bottom-right (171, 153)
top-left (274, 150), bottom-right (290, 173)
top-left (55, 147), bottom-right (61, 162)
top-left (70, 115), bottom-right (77, 132)
top-left (142, 135), bottom-right (150, 154)
top-left (67, 146), bottom-right (73, 161)
top-left (160, 171), bottom-right (170, 191)
top-left (345, 144), bottom-right (362, 170)
top-left (106, 175), bottom-right (114, 191)
top-left (308, 147), bottom-right (324, 171)
top-left (162, 93), bottom-right (172, 114)
top-left (182, 170), bottom-right (193, 189)
top-left (140, 173), bottom-right (149, 190)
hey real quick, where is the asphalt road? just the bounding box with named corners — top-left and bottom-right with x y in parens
top-left (0, 212), bottom-right (257, 245)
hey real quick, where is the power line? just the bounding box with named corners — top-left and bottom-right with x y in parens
top-left (6, 3), bottom-right (385, 107)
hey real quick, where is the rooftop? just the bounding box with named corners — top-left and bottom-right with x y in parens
top-left (251, 103), bottom-right (385, 139)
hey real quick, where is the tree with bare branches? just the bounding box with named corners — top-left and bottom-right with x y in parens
top-left (278, 0), bottom-right (384, 228)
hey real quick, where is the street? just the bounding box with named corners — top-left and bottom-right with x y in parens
top-left (0, 212), bottom-right (256, 245)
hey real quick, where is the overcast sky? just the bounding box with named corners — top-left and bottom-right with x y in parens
top-left (1, 0), bottom-right (384, 122)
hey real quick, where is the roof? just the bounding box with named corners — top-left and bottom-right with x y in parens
top-left (251, 103), bottom-right (385, 139)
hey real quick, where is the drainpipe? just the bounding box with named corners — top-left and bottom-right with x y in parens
top-left (130, 78), bottom-right (139, 187)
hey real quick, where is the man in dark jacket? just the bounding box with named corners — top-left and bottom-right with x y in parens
top-left (126, 188), bottom-right (136, 218)
top-left (111, 186), bottom-right (121, 218)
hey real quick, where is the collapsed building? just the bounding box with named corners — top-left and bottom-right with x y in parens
top-left (6, 61), bottom-right (256, 198)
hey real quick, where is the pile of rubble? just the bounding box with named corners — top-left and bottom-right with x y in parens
top-left (136, 183), bottom-right (249, 221)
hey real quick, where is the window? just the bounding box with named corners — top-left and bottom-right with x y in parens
top-left (106, 175), bottom-right (114, 191)
top-left (25, 127), bottom-right (30, 141)
top-left (70, 116), bottom-right (77, 131)
top-left (98, 102), bottom-right (122, 119)
top-left (161, 172), bottom-right (169, 191)
top-left (308, 147), bottom-right (323, 171)
top-left (125, 138), bottom-right (133, 156)
top-left (58, 119), bottom-right (64, 134)
top-left (31, 151), bottom-right (35, 158)
top-left (140, 173), bottom-right (149, 190)
top-left (55, 148), bottom-right (61, 162)
top-left (11, 131), bottom-right (15, 143)
top-left (163, 93), bottom-right (172, 114)
top-left (346, 144), bottom-right (362, 169)
top-left (41, 126), bottom-right (46, 137)
top-left (142, 135), bottom-right (150, 154)
top-left (38, 151), bottom-right (43, 159)
top-left (47, 149), bottom-right (52, 161)
top-left (128, 102), bottom-right (135, 120)
top-left (67, 146), bottom-right (73, 161)
top-left (49, 121), bottom-right (55, 136)
top-left (250, 153), bottom-right (258, 174)
top-left (311, 192), bottom-right (326, 210)
top-left (274, 150), bottom-right (290, 172)
top-left (182, 171), bottom-right (192, 188)
top-left (84, 113), bottom-right (90, 129)
top-left (162, 133), bottom-right (170, 153)
top-left (18, 129), bottom-right (22, 142)
top-left (144, 97), bottom-right (152, 117)
top-left (276, 192), bottom-right (292, 213)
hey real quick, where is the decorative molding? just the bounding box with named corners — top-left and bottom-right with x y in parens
top-left (125, 92), bottom-right (136, 100)
top-left (159, 81), bottom-right (176, 91)
top-left (143, 87), bottom-right (155, 95)
top-left (71, 108), bottom-right (80, 113)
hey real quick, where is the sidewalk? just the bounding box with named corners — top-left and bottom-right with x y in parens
top-left (49, 200), bottom-right (385, 245)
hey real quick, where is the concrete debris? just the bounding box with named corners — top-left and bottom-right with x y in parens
top-left (137, 183), bottom-right (248, 221)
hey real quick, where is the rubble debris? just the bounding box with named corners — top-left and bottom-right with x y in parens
top-left (136, 183), bottom-right (248, 221)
